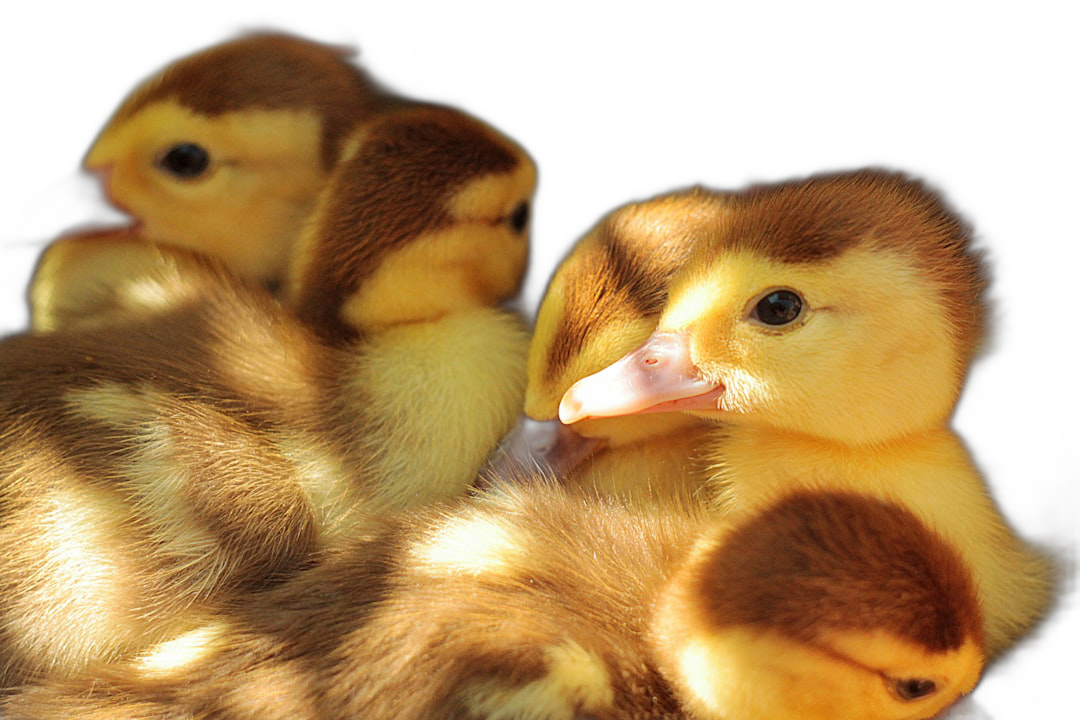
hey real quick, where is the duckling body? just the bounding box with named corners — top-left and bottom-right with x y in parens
top-left (559, 169), bottom-right (1055, 658)
top-left (76, 33), bottom-right (387, 289)
top-left (1, 480), bottom-right (984, 720)
top-left (1, 87), bottom-right (535, 684)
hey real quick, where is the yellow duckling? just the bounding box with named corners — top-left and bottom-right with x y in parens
top-left (559, 169), bottom-right (1056, 659)
top-left (0, 480), bottom-right (983, 720)
top-left (71, 32), bottom-right (385, 290)
top-left (510, 191), bottom-right (718, 500)
top-left (0, 100), bottom-right (535, 685)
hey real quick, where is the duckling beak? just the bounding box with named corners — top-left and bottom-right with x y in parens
top-left (559, 332), bottom-right (723, 424)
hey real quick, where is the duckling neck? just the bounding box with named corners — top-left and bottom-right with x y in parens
top-left (709, 424), bottom-right (973, 513)
top-left (569, 422), bottom-right (714, 502)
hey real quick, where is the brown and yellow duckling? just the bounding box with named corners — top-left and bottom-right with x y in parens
top-left (558, 169), bottom-right (1056, 659)
top-left (0, 97), bottom-right (535, 685)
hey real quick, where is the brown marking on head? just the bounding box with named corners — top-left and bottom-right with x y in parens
top-left (542, 189), bottom-right (725, 385)
top-left (289, 104), bottom-right (526, 341)
top-left (692, 491), bottom-right (983, 654)
top-left (100, 32), bottom-right (389, 169)
top-left (721, 169), bottom-right (990, 366)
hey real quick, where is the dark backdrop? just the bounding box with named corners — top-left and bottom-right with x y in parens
top-left (4, 11), bottom-right (1075, 716)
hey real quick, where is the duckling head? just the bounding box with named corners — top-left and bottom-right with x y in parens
top-left (285, 104), bottom-right (536, 341)
top-left (657, 491), bottom-right (984, 720)
top-left (560, 170), bottom-right (989, 445)
top-left (83, 32), bottom-right (383, 286)
top-left (525, 190), bottom-right (715, 447)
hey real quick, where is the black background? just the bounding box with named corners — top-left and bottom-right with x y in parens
top-left (4, 12), bottom-right (1075, 720)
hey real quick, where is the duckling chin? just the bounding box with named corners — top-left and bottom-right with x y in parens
top-left (0, 480), bottom-right (983, 720)
top-left (1, 81), bottom-right (536, 685)
top-left (557, 169), bottom-right (1057, 658)
top-left (77, 32), bottom-right (387, 289)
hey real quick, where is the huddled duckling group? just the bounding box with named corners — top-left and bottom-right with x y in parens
top-left (0, 32), bottom-right (1057, 720)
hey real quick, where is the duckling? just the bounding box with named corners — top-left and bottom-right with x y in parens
top-left (72, 32), bottom-right (388, 291)
top-left (0, 100), bottom-right (535, 685)
top-left (558, 169), bottom-right (1056, 659)
top-left (512, 191), bottom-right (717, 500)
top-left (0, 479), bottom-right (984, 720)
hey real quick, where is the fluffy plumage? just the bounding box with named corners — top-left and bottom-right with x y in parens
top-left (1, 61), bottom-right (535, 684)
top-left (558, 169), bottom-right (1056, 658)
top-left (1, 481), bottom-right (983, 720)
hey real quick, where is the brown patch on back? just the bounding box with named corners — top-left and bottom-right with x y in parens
top-left (544, 190), bottom-right (724, 382)
top-left (291, 105), bottom-right (523, 341)
top-left (100, 32), bottom-right (389, 168)
top-left (693, 491), bottom-right (983, 653)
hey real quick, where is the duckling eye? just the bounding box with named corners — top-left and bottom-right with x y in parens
top-left (157, 142), bottom-right (211, 179)
top-left (893, 678), bottom-right (937, 701)
top-left (509, 202), bottom-right (530, 234)
top-left (751, 290), bottom-right (804, 326)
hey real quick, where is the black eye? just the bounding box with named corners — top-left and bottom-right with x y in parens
top-left (893, 678), bottom-right (937, 701)
top-left (157, 143), bottom-right (211, 179)
top-left (752, 289), bottom-right (804, 326)
top-left (509, 202), bottom-right (530, 233)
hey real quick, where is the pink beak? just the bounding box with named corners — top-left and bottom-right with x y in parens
top-left (559, 332), bottom-right (724, 424)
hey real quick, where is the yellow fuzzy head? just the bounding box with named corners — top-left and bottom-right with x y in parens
top-left (83, 33), bottom-right (382, 286)
top-left (656, 170), bottom-right (988, 443)
top-left (525, 190), bottom-right (721, 442)
top-left (657, 491), bottom-right (985, 720)
top-left (286, 104), bottom-right (536, 341)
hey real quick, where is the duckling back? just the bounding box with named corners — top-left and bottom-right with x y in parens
top-left (0, 255), bottom-right (336, 683)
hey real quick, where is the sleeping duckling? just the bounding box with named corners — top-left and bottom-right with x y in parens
top-left (0, 103), bottom-right (535, 685)
top-left (0, 480), bottom-right (983, 720)
top-left (72, 32), bottom-right (386, 290)
top-left (511, 191), bottom-right (717, 499)
top-left (558, 169), bottom-right (1056, 659)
